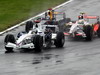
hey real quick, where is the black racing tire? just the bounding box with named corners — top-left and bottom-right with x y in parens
top-left (5, 47), bottom-right (14, 53)
top-left (58, 18), bottom-right (71, 32)
top-left (25, 21), bottom-right (33, 33)
top-left (4, 34), bottom-right (15, 53)
top-left (33, 35), bottom-right (43, 52)
top-left (97, 24), bottom-right (100, 38)
top-left (66, 18), bottom-right (71, 23)
top-left (84, 25), bottom-right (93, 41)
top-left (55, 32), bottom-right (65, 47)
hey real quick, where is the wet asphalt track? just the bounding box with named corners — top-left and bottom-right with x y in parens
top-left (1, 0), bottom-right (100, 75)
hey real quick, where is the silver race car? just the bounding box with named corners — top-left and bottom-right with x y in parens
top-left (4, 15), bottom-right (65, 53)
top-left (64, 13), bottom-right (100, 41)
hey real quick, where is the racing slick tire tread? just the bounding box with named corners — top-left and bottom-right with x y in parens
top-left (55, 32), bottom-right (65, 48)
top-left (59, 18), bottom-right (71, 32)
top-left (84, 25), bottom-right (93, 41)
top-left (33, 35), bottom-right (43, 53)
top-left (4, 34), bottom-right (15, 53)
top-left (66, 18), bottom-right (71, 23)
top-left (97, 23), bottom-right (100, 37)
top-left (25, 21), bottom-right (33, 33)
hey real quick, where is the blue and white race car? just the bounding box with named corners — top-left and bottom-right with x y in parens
top-left (4, 18), bottom-right (65, 53)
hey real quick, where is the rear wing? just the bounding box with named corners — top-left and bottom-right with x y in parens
top-left (84, 15), bottom-right (99, 19)
top-left (84, 15), bottom-right (99, 23)
top-left (54, 12), bottom-right (65, 15)
top-left (45, 8), bottom-right (66, 21)
top-left (79, 13), bottom-right (99, 20)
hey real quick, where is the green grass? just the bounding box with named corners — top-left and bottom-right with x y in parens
top-left (0, 0), bottom-right (68, 31)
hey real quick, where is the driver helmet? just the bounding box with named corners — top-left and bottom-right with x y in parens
top-left (78, 15), bottom-right (83, 19)
top-left (17, 31), bottom-right (26, 38)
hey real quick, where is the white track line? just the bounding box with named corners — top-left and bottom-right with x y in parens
top-left (0, 0), bottom-right (73, 35)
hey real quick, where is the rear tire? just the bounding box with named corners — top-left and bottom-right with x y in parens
top-left (97, 24), bottom-right (100, 37)
top-left (55, 32), bottom-right (65, 47)
top-left (33, 35), bottom-right (43, 53)
top-left (59, 18), bottom-right (71, 32)
top-left (84, 25), bottom-right (93, 41)
top-left (66, 18), bottom-right (71, 23)
top-left (25, 21), bottom-right (33, 33)
top-left (4, 34), bottom-right (15, 53)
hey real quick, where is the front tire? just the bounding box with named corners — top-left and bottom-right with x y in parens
top-left (84, 25), bottom-right (93, 41)
top-left (25, 21), bottom-right (33, 33)
top-left (55, 32), bottom-right (65, 47)
top-left (33, 35), bottom-right (43, 52)
top-left (4, 34), bottom-right (15, 53)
